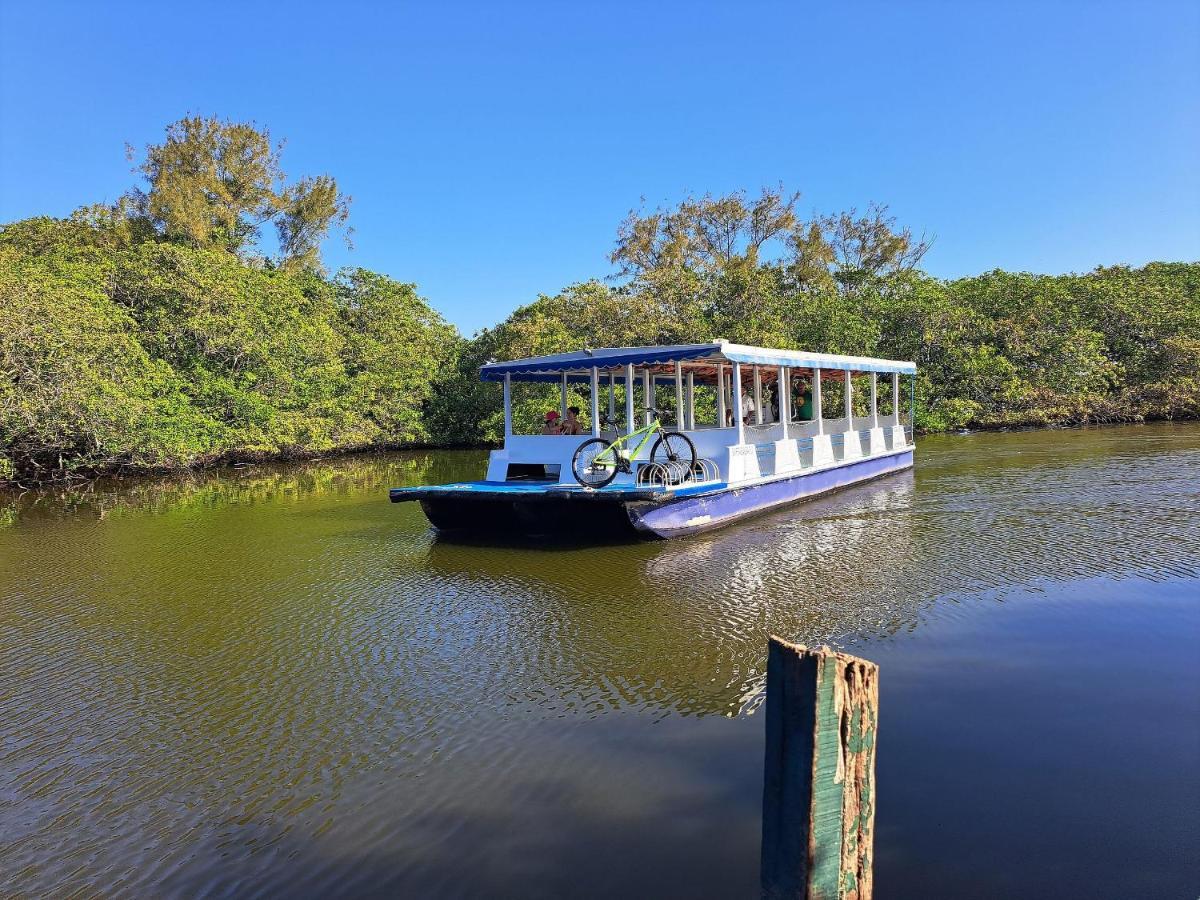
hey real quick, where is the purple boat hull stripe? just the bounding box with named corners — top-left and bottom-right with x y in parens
top-left (626, 450), bottom-right (914, 538)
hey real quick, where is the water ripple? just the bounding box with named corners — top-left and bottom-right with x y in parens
top-left (1, 424), bottom-right (1197, 896)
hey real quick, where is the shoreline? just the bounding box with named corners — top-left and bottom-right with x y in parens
top-left (3, 414), bottom-right (1196, 494)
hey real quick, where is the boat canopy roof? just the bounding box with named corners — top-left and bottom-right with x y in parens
top-left (479, 341), bottom-right (916, 383)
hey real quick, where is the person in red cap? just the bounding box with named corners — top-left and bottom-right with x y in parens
top-left (542, 410), bottom-right (562, 434)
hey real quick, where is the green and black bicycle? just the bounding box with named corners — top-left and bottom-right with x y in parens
top-left (571, 407), bottom-right (697, 489)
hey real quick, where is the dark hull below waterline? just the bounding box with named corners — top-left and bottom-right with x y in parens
top-left (419, 495), bottom-right (639, 538)
top-left (413, 450), bottom-right (914, 540)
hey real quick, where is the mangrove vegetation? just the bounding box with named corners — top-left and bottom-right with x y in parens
top-left (2, 118), bottom-right (1198, 484)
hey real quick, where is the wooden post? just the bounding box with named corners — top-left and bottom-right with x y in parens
top-left (761, 637), bottom-right (878, 900)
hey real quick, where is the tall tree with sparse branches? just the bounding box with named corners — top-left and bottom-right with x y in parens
top-left (125, 116), bottom-right (351, 271)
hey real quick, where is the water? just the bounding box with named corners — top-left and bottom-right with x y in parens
top-left (1, 424), bottom-right (1198, 898)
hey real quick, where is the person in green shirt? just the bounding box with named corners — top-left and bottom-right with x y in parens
top-left (794, 378), bottom-right (814, 421)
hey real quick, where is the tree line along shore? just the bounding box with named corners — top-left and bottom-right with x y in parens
top-left (2, 118), bottom-right (1197, 486)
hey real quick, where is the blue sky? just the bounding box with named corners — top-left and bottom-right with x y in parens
top-left (2, 1), bottom-right (1197, 334)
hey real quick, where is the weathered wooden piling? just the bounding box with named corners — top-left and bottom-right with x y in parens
top-left (761, 637), bottom-right (879, 900)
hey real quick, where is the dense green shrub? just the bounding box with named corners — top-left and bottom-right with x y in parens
top-left (438, 262), bottom-right (1199, 440)
top-left (0, 218), bottom-right (455, 483)
top-left (2, 200), bottom-right (1196, 485)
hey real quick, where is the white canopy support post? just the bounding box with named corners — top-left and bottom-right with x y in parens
top-left (503, 374), bottom-right (513, 438)
top-left (642, 368), bottom-right (652, 428)
top-left (717, 365), bottom-right (727, 427)
top-left (686, 371), bottom-right (695, 430)
top-left (779, 366), bottom-right (790, 439)
top-left (811, 368), bottom-right (835, 467)
top-left (590, 367), bottom-right (601, 436)
top-left (886, 370), bottom-right (906, 450)
top-left (674, 361), bottom-right (684, 429)
top-left (813, 368), bottom-right (824, 435)
top-left (753, 365), bottom-right (763, 425)
top-left (842, 369), bottom-right (863, 459)
top-left (608, 373), bottom-right (616, 424)
top-left (560, 373), bottom-right (569, 418)
top-left (844, 369), bottom-right (853, 425)
top-left (732, 364), bottom-right (745, 444)
top-left (625, 363), bottom-right (635, 434)
top-left (870, 372), bottom-right (879, 428)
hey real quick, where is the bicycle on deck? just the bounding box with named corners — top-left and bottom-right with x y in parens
top-left (571, 407), bottom-right (697, 489)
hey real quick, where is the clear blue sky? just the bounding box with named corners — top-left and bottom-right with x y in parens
top-left (2, 1), bottom-right (1197, 334)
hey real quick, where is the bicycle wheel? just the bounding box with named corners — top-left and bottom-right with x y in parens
top-left (650, 431), bottom-right (697, 481)
top-left (572, 438), bottom-right (618, 488)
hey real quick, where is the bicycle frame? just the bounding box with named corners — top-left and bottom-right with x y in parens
top-left (593, 418), bottom-right (662, 470)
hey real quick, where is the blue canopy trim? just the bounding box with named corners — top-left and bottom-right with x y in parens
top-left (479, 342), bottom-right (916, 382)
top-left (480, 344), bottom-right (719, 381)
top-left (501, 373), bottom-right (687, 385)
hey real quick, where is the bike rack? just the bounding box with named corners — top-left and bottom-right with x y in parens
top-left (635, 456), bottom-right (720, 488)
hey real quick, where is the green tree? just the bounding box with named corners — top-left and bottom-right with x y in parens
top-left (0, 243), bottom-right (215, 481)
top-left (0, 209), bottom-right (459, 483)
top-left (125, 116), bottom-right (350, 271)
top-left (333, 269), bottom-right (458, 444)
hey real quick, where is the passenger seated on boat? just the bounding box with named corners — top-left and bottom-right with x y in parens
top-left (542, 411), bottom-right (562, 434)
top-left (740, 389), bottom-right (756, 425)
top-left (561, 406), bottom-right (584, 435)
top-left (794, 381), bottom-right (814, 421)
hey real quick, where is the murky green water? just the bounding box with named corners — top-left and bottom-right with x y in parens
top-left (2, 425), bottom-right (1198, 898)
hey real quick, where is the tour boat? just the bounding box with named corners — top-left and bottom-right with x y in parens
top-left (390, 342), bottom-right (915, 539)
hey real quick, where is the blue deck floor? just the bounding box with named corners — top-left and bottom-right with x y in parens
top-left (389, 479), bottom-right (728, 503)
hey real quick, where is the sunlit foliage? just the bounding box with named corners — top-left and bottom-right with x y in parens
top-left (2, 159), bottom-right (1196, 486)
top-left (0, 217), bottom-right (453, 483)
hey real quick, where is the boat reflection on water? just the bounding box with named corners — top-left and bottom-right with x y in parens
top-left (420, 469), bottom-right (920, 717)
